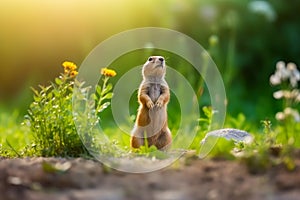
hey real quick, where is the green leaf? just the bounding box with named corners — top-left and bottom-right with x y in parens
top-left (198, 118), bottom-right (209, 122)
top-left (101, 92), bottom-right (113, 100)
top-left (91, 93), bottom-right (97, 101)
top-left (30, 87), bottom-right (40, 97)
top-left (102, 83), bottom-right (112, 95)
top-left (55, 78), bottom-right (63, 85)
top-left (47, 92), bottom-right (53, 99)
top-left (96, 85), bottom-right (102, 95)
top-left (97, 102), bottom-right (110, 113)
top-left (33, 95), bottom-right (41, 102)
top-left (202, 106), bottom-right (212, 117)
top-left (39, 85), bottom-right (52, 92)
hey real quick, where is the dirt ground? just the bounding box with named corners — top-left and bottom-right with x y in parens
top-left (0, 156), bottom-right (300, 200)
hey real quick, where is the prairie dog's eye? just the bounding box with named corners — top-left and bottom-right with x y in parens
top-left (159, 57), bottom-right (164, 62)
top-left (148, 57), bottom-right (153, 62)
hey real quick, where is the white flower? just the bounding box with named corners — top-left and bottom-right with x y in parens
top-left (273, 90), bottom-right (299, 100)
top-left (270, 74), bottom-right (281, 85)
top-left (284, 107), bottom-right (293, 115)
top-left (287, 62), bottom-right (300, 87)
top-left (270, 61), bottom-right (300, 87)
top-left (276, 61), bottom-right (290, 80)
top-left (277, 107), bottom-right (300, 122)
top-left (273, 90), bottom-right (284, 99)
top-left (284, 107), bottom-right (300, 122)
top-left (275, 112), bottom-right (285, 121)
top-left (291, 89), bottom-right (300, 99)
top-left (276, 61), bottom-right (285, 70)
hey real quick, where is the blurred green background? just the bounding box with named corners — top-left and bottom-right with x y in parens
top-left (1, 0), bottom-right (300, 122)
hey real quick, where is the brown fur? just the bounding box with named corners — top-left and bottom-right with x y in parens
top-left (130, 56), bottom-right (172, 150)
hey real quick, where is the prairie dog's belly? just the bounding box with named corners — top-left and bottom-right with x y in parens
top-left (147, 83), bottom-right (166, 136)
top-left (148, 107), bottom-right (166, 136)
top-left (149, 83), bottom-right (161, 102)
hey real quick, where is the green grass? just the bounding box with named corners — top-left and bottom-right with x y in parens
top-left (0, 100), bottom-right (299, 172)
top-left (1, 59), bottom-right (300, 175)
top-left (0, 109), bottom-right (32, 157)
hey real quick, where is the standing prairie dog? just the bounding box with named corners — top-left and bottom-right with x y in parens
top-left (130, 56), bottom-right (172, 150)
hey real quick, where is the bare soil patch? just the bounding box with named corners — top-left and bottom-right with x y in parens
top-left (0, 157), bottom-right (300, 200)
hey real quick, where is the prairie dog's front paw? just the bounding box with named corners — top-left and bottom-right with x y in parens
top-left (155, 99), bottom-right (164, 108)
top-left (146, 101), bottom-right (154, 109)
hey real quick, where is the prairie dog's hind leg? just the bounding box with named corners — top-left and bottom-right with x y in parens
top-left (155, 128), bottom-right (172, 150)
top-left (130, 126), bottom-right (145, 148)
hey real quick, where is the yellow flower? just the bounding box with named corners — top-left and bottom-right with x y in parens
top-left (62, 61), bottom-right (78, 78)
top-left (70, 70), bottom-right (78, 78)
top-left (101, 68), bottom-right (117, 77)
top-left (62, 61), bottom-right (77, 71)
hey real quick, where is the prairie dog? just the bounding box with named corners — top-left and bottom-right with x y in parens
top-left (130, 56), bottom-right (172, 150)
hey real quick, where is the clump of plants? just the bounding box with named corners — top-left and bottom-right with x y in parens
top-left (197, 61), bottom-right (300, 172)
top-left (24, 61), bottom-right (116, 157)
top-left (234, 120), bottom-right (277, 173)
top-left (270, 61), bottom-right (300, 145)
top-left (235, 61), bottom-right (300, 173)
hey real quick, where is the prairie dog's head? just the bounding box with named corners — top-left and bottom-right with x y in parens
top-left (142, 56), bottom-right (166, 81)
